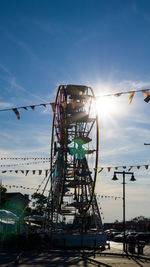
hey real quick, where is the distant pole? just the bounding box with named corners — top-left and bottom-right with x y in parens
top-left (123, 171), bottom-right (126, 253)
top-left (112, 171), bottom-right (136, 253)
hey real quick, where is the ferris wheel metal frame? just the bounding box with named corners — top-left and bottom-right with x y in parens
top-left (48, 84), bottom-right (102, 232)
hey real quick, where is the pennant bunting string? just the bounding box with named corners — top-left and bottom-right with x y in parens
top-left (0, 157), bottom-right (50, 160)
top-left (0, 88), bottom-right (150, 119)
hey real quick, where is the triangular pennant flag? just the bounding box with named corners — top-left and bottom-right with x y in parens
top-left (129, 91), bottom-right (135, 104)
top-left (50, 103), bottom-right (56, 112)
top-left (115, 167), bottom-right (118, 170)
top-left (30, 105), bottom-right (35, 110)
top-left (137, 165), bottom-right (140, 169)
top-left (12, 108), bottom-right (20, 120)
top-left (2, 170), bottom-right (7, 173)
top-left (128, 166), bottom-right (133, 171)
top-left (26, 170), bottom-right (29, 176)
top-left (39, 170), bottom-right (42, 175)
top-left (142, 90), bottom-right (150, 98)
top-left (32, 170), bottom-right (36, 175)
top-left (107, 167), bottom-right (111, 172)
top-left (142, 90), bottom-right (150, 102)
top-left (145, 165), bottom-right (149, 169)
top-left (15, 170), bottom-right (18, 173)
top-left (23, 107), bottom-right (28, 110)
top-left (21, 170), bottom-right (24, 174)
top-left (98, 168), bottom-right (103, 173)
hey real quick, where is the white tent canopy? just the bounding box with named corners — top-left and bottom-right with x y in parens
top-left (0, 209), bottom-right (19, 221)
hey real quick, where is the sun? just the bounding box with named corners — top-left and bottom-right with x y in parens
top-left (96, 96), bottom-right (117, 119)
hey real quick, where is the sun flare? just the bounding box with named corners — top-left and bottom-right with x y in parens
top-left (96, 96), bottom-right (117, 119)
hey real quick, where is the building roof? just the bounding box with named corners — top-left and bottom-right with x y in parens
top-left (6, 192), bottom-right (29, 201)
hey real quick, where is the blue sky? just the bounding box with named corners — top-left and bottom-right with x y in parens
top-left (0, 0), bottom-right (150, 223)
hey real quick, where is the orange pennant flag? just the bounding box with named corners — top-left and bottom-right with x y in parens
top-left (142, 90), bottom-right (150, 98)
top-left (107, 167), bottom-right (111, 172)
top-left (129, 91), bottom-right (135, 104)
top-left (142, 90), bottom-right (150, 102)
top-left (51, 103), bottom-right (56, 112)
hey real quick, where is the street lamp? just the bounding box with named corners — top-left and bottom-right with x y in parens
top-left (112, 171), bottom-right (136, 252)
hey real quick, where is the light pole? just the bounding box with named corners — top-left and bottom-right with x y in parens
top-left (112, 171), bottom-right (136, 253)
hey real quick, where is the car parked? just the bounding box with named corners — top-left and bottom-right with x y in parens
top-left (113, 233), bottom-right (128, 242)
top-left (104, 229), bottom-right (120, 240)
top-left (135, 233), bottom-right (150, 243)
top-left (108, 231), bottom-right (122, 241)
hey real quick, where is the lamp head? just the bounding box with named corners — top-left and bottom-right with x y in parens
top-left (130, 173), bottom-right (136, 182)
top-left (112, 173), bottom-right (118, 181)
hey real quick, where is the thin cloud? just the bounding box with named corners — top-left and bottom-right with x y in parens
top-left (0, 102), bottom-right (14, 108)
top-left (0, 64), bottom-right (47, 103)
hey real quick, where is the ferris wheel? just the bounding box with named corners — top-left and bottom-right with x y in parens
top-left (49, 85), bottom-right (102, 231)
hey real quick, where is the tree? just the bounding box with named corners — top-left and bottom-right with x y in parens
top-left (132, 216), bottom-right (148, 223)
top-left (31, 193), bottom-right (48, 216)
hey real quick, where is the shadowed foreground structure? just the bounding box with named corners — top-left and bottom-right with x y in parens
top-left (0, 244), bottom-right (150, 266)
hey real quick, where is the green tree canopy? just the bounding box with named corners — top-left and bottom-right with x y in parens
top-left (31, 192), bottom-right (48, 216)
